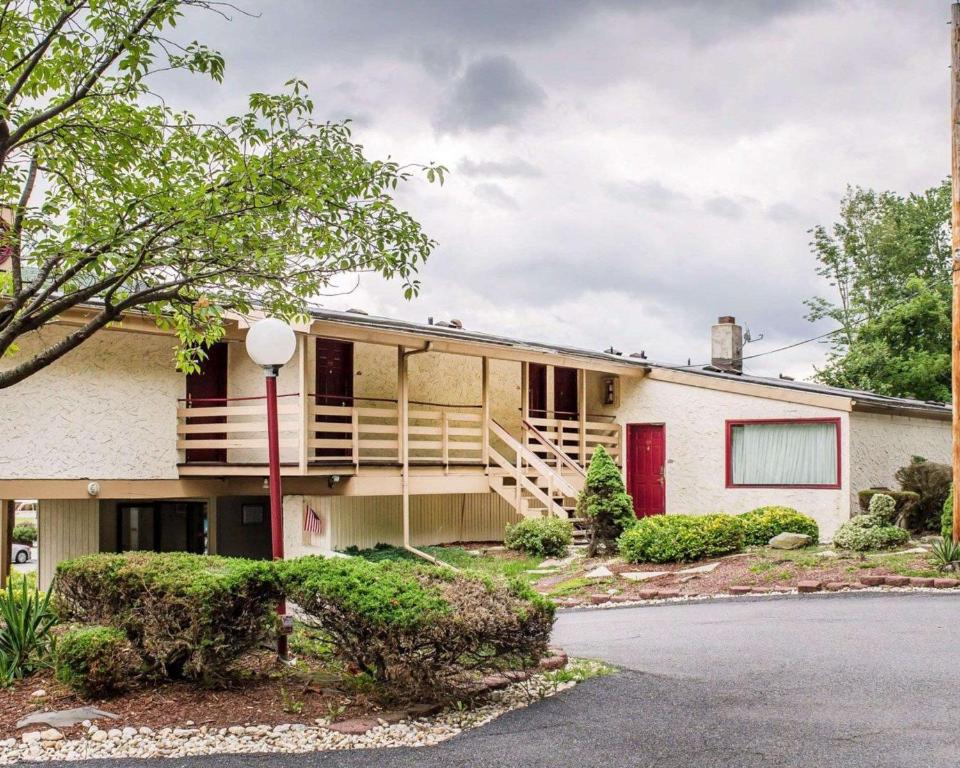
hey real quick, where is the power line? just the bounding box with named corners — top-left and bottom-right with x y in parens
top-left (664, 328), bottom-right (843, 371)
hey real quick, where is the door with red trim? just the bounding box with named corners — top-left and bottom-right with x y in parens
top-left (627, 424), bottom-right (665, 517)
top-left (315, 339), bottom-right (354, 458)
top-left (185, 342), bottom-right (228, 463)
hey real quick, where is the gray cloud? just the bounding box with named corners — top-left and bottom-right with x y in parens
top-left (434, 55), bottom-right (546, 132)
top-left (473, 183), bottom-right (519, 209)
top-left (605, 179), bottom-right (690, 211)
top-left (459, 157), bottom-right (542, 178)
top-left (703, 196), bottom-right (747, 220)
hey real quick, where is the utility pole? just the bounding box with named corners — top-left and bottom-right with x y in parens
top-left (951, 2), bottom-right (960, 542)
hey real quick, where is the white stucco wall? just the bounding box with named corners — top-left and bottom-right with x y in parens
top-left (0, 328), bottom-right (184, 479)
top-left (848, 411), bottom-right (951, 513)
top-left (591, 375), bottom-right (853, 540)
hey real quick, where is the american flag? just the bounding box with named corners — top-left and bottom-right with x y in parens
top-left (303, 505), bottom-right (323, 534)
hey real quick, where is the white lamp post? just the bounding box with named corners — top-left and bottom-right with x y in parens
top-left (245, 318), bottom-right (296, 659)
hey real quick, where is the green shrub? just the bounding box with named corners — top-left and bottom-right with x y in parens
top-left (12, 524), bottom-right (36, 546)
top-left (868, 493), bottom-right (897, 524)
top-left (54, 552), bottom-right (282, 685)
top-left (0, 578), bottom-right (57, 684)
top-left (832, 514), bottom-right (910, 552)
top-left (943, 485), bottom-right (955, 540)
top-left (281, 556), bottom-right (554, 696)
top-left (895, 458), bottom-right (951, 531)
top-left (504, 517), bottom-right (572, 558)
top-left (858, 488), bottom-right (920, 524)
top-left (738, 506), bottom-right (819, 546)
top-left (55, 626), bottom-right (139, 697)
top-left (618, 514), bottom-right (744, 563)
top-left (576, 446), bottom-right (635, 556)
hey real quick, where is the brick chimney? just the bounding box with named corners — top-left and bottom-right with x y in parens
top-left (711, 316), bottom-right (743, 373)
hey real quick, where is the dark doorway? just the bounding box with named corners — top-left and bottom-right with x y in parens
top-left (314, 339), bottom-right (354, 458)
top-left (116, 502), bottom-right (207, 554)
top-left (185, 342), bottom-right (228, 463)
top-left (554, 367), bottom-right (579, 421)
top-left (528, 363), bottom-right (547, 419)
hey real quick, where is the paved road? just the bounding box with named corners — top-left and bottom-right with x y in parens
top-left (33, 593), bottom-right (960, 768)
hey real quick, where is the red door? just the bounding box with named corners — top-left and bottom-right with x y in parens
top-left (185, 342), bottom-right (228, 463)
top-left (528, 363), bottom-right (547, 419)
top-left (315, 339), bottom-right (354, 458)
top-left (627, 424), bottom-right (666, 517)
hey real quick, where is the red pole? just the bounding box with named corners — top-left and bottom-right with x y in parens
top-left (265, 369), bottom-right (288, 660)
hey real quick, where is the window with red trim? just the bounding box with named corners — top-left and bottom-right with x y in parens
top-left (725, 418), bottom-right (841, 489)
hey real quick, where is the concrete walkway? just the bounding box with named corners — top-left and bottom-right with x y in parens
top-left (33, 592), bottom-right (960, 768)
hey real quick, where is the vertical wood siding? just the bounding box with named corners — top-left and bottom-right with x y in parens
top-left (38, 499), bottom-right (99, 590)
top-left (327, 493), bottom-right (520, 551)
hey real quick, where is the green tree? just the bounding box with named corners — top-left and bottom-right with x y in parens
top-left (576, 446), bottom-right (635, 557)
top-left (0, 1), bottom-right (445, 389)
top-left (807, 182), bottom-right (951, 400)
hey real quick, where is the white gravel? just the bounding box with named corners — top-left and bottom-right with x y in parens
top-left (0, 672), bottom-right (579, 763)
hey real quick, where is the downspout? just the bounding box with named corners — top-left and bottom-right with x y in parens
top-left (398, 341), bottom-right (448, 566)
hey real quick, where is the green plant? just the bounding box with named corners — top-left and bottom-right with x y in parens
top-left (11, 524), bottom-right (37, 546)
top-left (738, 506), bottom-right (819, 546)
top-left (55, 626), bottom-right (139, 697)
top-left (0, 578), bottom-right (57, 683)
top-left (281, 556), bottom-right (555, 697)
top-left (576, 446), bottom-right (635, 557)
top-left (858, 488), bottom-right (920, 522)
top-left (895, 458), bottom-right (951, 531)
top-left (931, 537), bottom-right (960, 572)
top-left (504, 517), bottom-right (572, 558)
top-left (942, 485), bottom-right (954, 540)
top-left (618, 514), bottom-right (744, 564)
top-left (54, 552), bottom-right (282, 685)
top-left (832, 514), bottom-right (910, 552)
top-left (867, 493), bottom-right (897, 524)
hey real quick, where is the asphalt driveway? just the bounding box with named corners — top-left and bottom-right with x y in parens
top-left (31, 592), bottom-right (960, 768)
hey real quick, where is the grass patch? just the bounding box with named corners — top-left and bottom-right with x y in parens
top-left (547, 576), bottom-right (599, 597)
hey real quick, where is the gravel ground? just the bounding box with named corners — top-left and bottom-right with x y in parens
top-left (0, 671), bottom-right (583, 764)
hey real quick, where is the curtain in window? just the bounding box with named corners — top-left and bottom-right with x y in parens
top-left (730, 421), bottom-right (837, 486)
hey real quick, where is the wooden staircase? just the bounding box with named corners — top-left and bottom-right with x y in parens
top-left (487, 419), bottom-right (583, 521)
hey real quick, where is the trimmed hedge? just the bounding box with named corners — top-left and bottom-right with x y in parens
top-left (55, 626), bottom-right (139, 697)
top-left (504, 517), bottom-right (572, 558)
top-left (738, 506), bottom-right (819, 546)
top-left (281, 556), bottom-right (554, 696)
top-left (943, 485), bottom-right (954, 540)
top-left (12, 524), bottom-right (37, 546)
top-left (618, 514), bottom-right (744, 563)
top-left (858, 489), bottom-right (919, 521)
top-left (54, 552), bottom-right (282, 684)
top-left (833, 514), bottom-right (909, 552)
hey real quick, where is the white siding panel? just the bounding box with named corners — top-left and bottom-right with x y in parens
top-left (38, 499), bottom-right (99, 590)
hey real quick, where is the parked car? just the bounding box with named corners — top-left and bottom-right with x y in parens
top-left (12, 543), bottom-right (31, 564)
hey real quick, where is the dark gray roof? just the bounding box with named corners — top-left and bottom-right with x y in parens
top-left (307, 306), bottom-right (951, 419)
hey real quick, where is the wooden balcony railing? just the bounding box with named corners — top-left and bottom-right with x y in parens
top-left (176, 394), bottom-right (300, 459)
top-left (524, 415), bottom-right (622, 467)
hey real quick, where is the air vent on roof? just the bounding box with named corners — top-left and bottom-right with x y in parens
top-left (779, 373), bottom-right (795, 381)
top-left (346, 308), bottom-right (368, 315)
top-left (449, 319), bottom-right (463, 329)
top-left (605, 346), bottom-right (622, 356)
top-left (629, 351), bottom-right (647, 360)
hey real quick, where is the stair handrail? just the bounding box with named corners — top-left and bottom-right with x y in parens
top-left (488, 419), bottom-right (578, 500)
top-left (522, 418), bottom-right (586, 478)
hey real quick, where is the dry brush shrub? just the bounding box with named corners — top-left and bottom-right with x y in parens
top-left (54, 552), bottom-right (281, 685)
top-left (55, 625), bottom-right (140, 697)
top-left (281, 556), bottom-right (555, 698)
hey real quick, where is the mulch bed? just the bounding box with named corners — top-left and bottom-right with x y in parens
top-left (0, 652), bottom-right (370, 738)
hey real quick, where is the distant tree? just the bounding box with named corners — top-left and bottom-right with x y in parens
top-left (807, 182), bottom-right (950, 400)
top-left (576, 446), bottom-right (635, 557)
top-left (0, 0), bottom-right (445, 389)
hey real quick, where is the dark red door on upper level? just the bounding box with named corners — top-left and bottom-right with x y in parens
top-left (528, 363), bottom-right (547, 419)
top-left (553, 367), bottom-right (578, 421)
top-left (627, 424), bottom-right (666, 518)
top-left (184, 342), bottom-right (228, 463)
top-left (315, 339), bottom-right (354, 458)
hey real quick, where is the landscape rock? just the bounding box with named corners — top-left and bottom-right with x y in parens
top-left (20, 732), bottom-right (42, 745)
top-left (637, 588), bottom-right (660, 600)
top-left (768, 533), bottom-right (812, 550)
top-left (797, 580), bottom-right (822, 593)
top-left (909, 577), bottom-right (935, 588)
top-left (584, 566), bottom-right (614, 579)
top-left (327, 718), bottom-right (380, 735)
top-left (728, 585), bottom-right (752, 595)
top-left (657, 588), bottom-right (681, 599)
top-left (934, 578), bottom-right (960, 588)
top-left (540, 651), bottom-right (569, 671)
top-left (859, 575), bottom-right (886, 586)
top-left (16, 708), bottom-right (118, 730)
top-left (677, 562), bottom-right (719, 575)
top-left (39, 730), bottom-right (63, 743)
top-left (29, 690), bottom-right (47, 700)
top-left (883, 576), bottom-right (910, 587)
top-left (620, 571), bottom-right (669, 582)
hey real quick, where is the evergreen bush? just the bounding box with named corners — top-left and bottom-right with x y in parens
top-left (832, 514), bottom-right (909, 552)
top-left (738, 506), bottom-right (819, 546)
top-left (55, 626), bottom-right (139, 697)
top-left (942, 485), bottom-right (954, 540)
top-left (11, 524), bottom-right (36, 546)
top-left (54, 552), bottom-right (281, 684)
top-left (867, 493), bottom-right (897, 523)
top-left (504, 517), bottom-right (572, 558)
top-left (576, 446), bottom-right (635, 556)
top-left (895, 457), bottom-right (951, 531)
top-left (281, 556), bottom-right (554, 697)
top-left (618, 514), bottom-right (744, 563)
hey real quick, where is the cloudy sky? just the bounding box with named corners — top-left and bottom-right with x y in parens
top-left (167, 0), bottom-right (948, 379)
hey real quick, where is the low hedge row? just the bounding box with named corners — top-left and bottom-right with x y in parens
top-left (618, 506), bottom-right (820, 563)
top-left (504, 517), bottom-right (572, 558)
